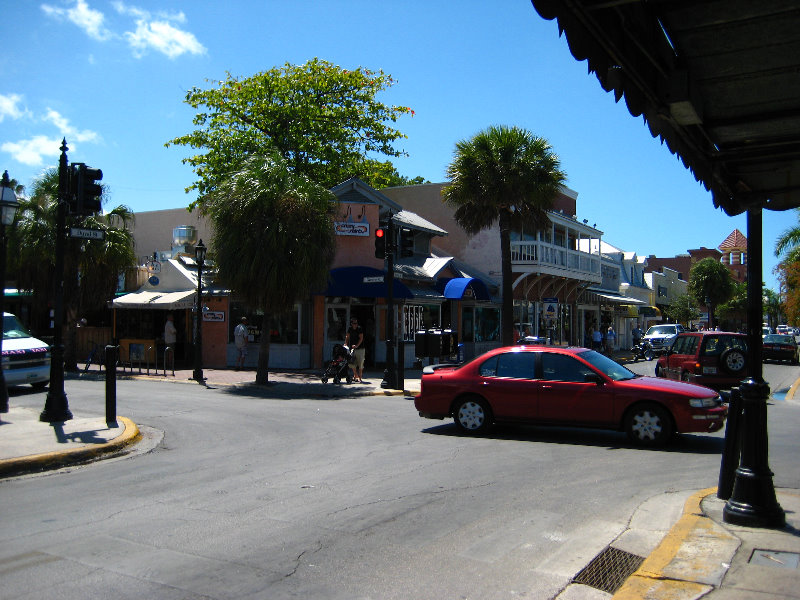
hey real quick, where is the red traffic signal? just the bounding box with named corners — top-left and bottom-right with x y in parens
top-left (374, 227), bottom-right (386, 259)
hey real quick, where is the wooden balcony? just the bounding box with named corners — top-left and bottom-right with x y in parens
top-left (511, 241), bottom-right (602, 284)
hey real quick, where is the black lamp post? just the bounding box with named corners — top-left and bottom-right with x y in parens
top-left (0, 171), bottom-right (20, 414)
top-left (193, 239), bottom-right (206, 383)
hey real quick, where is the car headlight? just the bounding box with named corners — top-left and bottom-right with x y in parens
top-left (689, 397), bottom-right (719, 408)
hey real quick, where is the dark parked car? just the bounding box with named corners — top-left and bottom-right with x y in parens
top-left (655, 331), bottom-right (748, 390)
top-left (762, 334), bottom-right (799, 364)
top-left (414, 345), bottom-right (727, 446)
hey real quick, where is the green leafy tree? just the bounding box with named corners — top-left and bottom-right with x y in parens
top-left (687, 257), bottom-right (735, 329)
top-left (202, 154), bottom-right (337, 384)
top-left (763, 287), bottom-right (782, 330)
top-left (167, 58), bottom-right (417, 199)
top-left (716, 281), bottom-right (747, 330)
top-left (663, 293), bottom-right (701, 327)
top-left (9, 168), bottom-right (136, 369)
top-left (443, 125), bottom-right (567, 345)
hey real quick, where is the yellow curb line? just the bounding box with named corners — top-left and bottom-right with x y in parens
top-left (0, 416), bottom-right (140, 477)
top-left (787, 377), bottom-right (800, 401)
top-left (612, 487), bottom-right (718, 600)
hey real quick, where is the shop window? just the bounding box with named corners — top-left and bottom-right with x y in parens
top-left (474, 307), bottom-right (499, 342)
top-left (231, 302), bottom-right (309, 344)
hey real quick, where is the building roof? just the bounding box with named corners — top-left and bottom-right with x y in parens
top-left (719, 229), bottom-right (748, 251)
top-left (530, 1), bottom-right (800, 217)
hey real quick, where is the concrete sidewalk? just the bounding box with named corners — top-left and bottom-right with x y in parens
top-left (2, 367), bottom-right (798, 599)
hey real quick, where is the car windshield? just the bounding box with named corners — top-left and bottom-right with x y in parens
top-left (646, 325), bottom-right (676, 335)
top-left (764, 334), bottom-right (795, 344)
top-left (3, 314), bottom-right (33, 340)
top-left (577, 349), bottom-right (637, 381)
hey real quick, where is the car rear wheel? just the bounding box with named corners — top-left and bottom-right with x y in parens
top-left (681, 371), bottom-right (690, 382)
top-left (452, 397), bottom-right (491, 434)
top-left (654, 364), bottom-right (664, 378)
top-left (625, 403), bottom-right (673, 446)
top-left (720, 348), bottom-right (747, 376)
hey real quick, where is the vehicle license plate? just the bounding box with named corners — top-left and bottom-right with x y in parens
top-left (703, 367), bottom-right (717, 374)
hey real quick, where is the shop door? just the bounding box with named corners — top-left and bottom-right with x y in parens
top-left (324, 305), bottom-right (349, 362)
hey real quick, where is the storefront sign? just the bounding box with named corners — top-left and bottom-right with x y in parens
top-left (334, 222), bottom-right (370, 236)
top-left (203, 311), bottom-right (225, 322)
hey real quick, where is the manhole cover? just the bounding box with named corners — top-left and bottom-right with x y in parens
top-left (750, 550), bottom-right (800, 569)
top-left (572, 546), bottom-right (645, 594)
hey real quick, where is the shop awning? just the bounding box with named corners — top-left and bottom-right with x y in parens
top-left (324, 266), bottom-right (413, 299)
top-left (112, 289), bottom-right (196, 310)
top-left (441, 277), bottom-right (491, 301)
top-left (597, 293), bottom-right (645, 305)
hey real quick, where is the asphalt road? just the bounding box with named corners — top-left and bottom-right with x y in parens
top-left (2, 368), bottom-right (799, 600)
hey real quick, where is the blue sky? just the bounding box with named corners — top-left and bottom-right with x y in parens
top-left (2, 0), bottom-right (791, 291)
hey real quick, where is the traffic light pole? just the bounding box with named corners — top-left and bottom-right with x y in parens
top-left (381, 216), bottom-right (399, 390)
top-left (41, 139), bottom-right (73, 423)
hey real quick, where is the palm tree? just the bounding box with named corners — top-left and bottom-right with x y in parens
top-left (202, 154), bottom-right (337, 384)
top-left (443, 125), bottom-right (566, 345)
top-left (775, 209), bottom-right (800, 263)
top-left (10, 168), bottom-right (137, 368)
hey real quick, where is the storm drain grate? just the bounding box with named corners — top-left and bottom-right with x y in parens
top-left (572, 546), bottom-right (645, 594)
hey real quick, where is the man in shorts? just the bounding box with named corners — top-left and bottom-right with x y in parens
top-left (345, 317), bottom-right (366, 383)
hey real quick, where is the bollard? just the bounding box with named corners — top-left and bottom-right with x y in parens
top-left (717, 387), bottom-right (742, 499)
top-left (105, 345), bottom-right (118, 428)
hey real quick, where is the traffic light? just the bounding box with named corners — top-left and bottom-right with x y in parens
top-left (399, 227), bottom-right (414, 257)
top-left (69, 162), bottom-right (103, 216)
top-left (374, 225), bottom-right (386, 259)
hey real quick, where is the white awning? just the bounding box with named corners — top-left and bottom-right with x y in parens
top-left (597, 293), bottom-right (645, 305)
top-left (112, 289), bottom-right (196, 310)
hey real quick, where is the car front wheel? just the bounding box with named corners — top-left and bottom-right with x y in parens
top-left (452, 397), bottom-right (492, 434)
top-left (625, 403), bottom-right (673, 446)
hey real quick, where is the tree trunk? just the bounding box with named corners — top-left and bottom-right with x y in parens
top-left (256, 308), bottom-right (271, 385)
top-left (499, 211), bottom-right (514, 346)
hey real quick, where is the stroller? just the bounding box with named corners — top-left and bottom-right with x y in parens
top-left (321, 344), bottom-right (354, 384)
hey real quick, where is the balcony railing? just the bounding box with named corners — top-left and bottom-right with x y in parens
top-left (511, 241), bottom-right (601, 281)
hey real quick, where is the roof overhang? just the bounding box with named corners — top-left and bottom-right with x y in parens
top-left (530, 0), bottom-right (800, 216)
top-left (323, 266), bottom-right (413, 299)
top-left (112, 289), bottom-right (196, 310)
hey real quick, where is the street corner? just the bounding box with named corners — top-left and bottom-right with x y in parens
top-left (0, 411), bottom-right (141, 478)
top-left (612, 488), bottom-right (740, 600)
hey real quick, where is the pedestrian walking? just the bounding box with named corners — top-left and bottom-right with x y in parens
top-left (234, 317), bottom-right (248, 370)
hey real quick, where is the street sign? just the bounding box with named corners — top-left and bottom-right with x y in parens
top-left (542, 297), bottom-right (558, 303)
top-left (69, 227), bottom-right (105, 240)
top-left (363, 276), bottom-right (384, 283)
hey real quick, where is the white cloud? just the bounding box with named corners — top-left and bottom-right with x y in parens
top-left (41, 0), bottom-right (112, 41)
top-left (1, 136), bottom-right (62, 166)
top-left (0, 94), bottom-right (31, 122)
top-left (43, 109), bottom-right (100, 144)
top-left (113, 1), bottom-right (205, 59)
top-left (125, 18), bottom-right (206, 59)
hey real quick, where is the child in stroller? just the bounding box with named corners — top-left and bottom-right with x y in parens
top-left (321, 344), bottom-right (354, 384)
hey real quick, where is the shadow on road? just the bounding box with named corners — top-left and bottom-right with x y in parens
top-left (421, 422), bottom-right (725, 454)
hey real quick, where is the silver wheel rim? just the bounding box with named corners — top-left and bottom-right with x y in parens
top-left (631, 410), bottom-right (663, 441)
top-left (457, 401), bottom-right (485, 430)
top-left (726, 352), bottom-right (745, 371)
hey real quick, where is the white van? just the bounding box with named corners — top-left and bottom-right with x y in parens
top-left (2, 312), bottom-right (50, 389)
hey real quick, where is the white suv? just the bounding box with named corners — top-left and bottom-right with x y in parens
top-left (2, 313), bottom-right (50, 389)
top-left (642, 324), bottom-right (685, 352)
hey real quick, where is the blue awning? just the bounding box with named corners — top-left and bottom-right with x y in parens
top-left (323, 266), bottom-right (413, 299)
top-left (441, 277), bottom-right (491, 301)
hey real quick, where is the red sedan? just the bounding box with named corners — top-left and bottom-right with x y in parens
top-left (414, 345), bottom-right (727, 446)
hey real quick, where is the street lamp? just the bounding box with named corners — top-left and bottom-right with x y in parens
top-left (0, 171), bottom-right (20, 413)
top-left (193, 239), bottom-right (207, 383)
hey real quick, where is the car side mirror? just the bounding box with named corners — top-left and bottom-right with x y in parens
top-left (584, 373), bottom-right (604, 385)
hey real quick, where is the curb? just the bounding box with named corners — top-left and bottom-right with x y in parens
top-left (612, 487), bottom-right (738, 599)
top-left (0, 416), bottom-right (140, 478)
